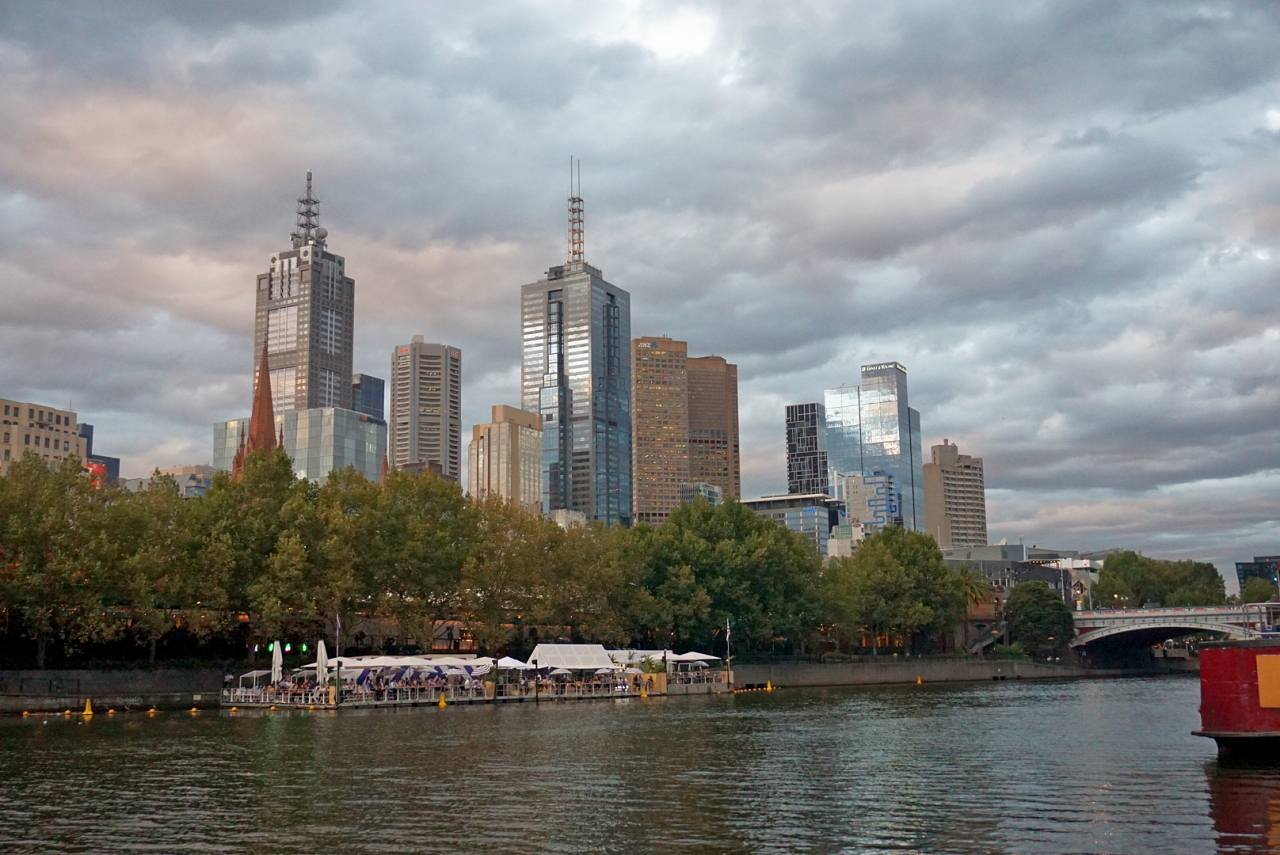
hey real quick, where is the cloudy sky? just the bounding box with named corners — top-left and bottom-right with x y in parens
top-left (3, 1), bottom-right (1279, 583)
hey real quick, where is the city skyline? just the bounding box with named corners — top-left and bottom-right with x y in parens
top-left (2, 4), bottom-right (1278, 576)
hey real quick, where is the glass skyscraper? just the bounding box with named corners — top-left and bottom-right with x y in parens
top-left (823, 362), bottom-right (924, 530)
top-left (520, 190), bottom-right (632, 524)
top-left (785, 402), bottom-right (829, 495)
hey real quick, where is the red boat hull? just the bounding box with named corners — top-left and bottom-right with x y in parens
top-left (1197, 641), bottom-right (1280, 758)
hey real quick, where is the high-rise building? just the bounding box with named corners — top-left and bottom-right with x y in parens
top-left (521, 176), bottom-right (631, 524)
top-left (0, 399), bottom-right (87, 476)
top-left (468, 405), bottom-right (543, 510)
top-left (687, 355), bottom-right (740, 500)
top-left (390, 337), bottom-right (462, 481)
top-left (351, 374), bottom-right (385, 420)
top-left (785, 403), bottom-right (829, 496)
top-left (253, 171), bottom-right (355, 413)
top-left (923, 439), bottom-right (987, 548)
top-left (1236, 556), bottom-right (1280, 593)
top-left (76, 422), bottom-right (120, 484)
top-left (632, 337), bottom-right (689, 525)
top-left (214, 408), bottom-right (385, 485)
top-left (823, 362), bottom-right (924, 529)
top-left (678, 482), bottom-right (724, 506)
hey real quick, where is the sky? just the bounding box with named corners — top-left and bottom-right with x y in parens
top-left (2, 1), bottom-right (1279, 584)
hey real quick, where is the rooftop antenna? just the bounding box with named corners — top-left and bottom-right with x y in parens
top-left (567, 157), bottom-right (584, 264)
top-left (291, 169), bottom-right (322, 248)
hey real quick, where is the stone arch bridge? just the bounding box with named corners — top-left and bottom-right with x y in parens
top-left (1070, 605), bottom-right (1272, 648)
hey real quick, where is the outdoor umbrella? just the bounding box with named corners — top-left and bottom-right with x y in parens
top-left (271, 641), bottom-right (283, 683)
top-left (496, 656), bottom-right (533, 670)
top-left (550, 668), bottom-right (572, 676)
top-left (316, 640), bottom-right (329, 686)
top-left (594, 668), bottom-right (614, 675)
top-left (623, 667), bottom-right (643, 675)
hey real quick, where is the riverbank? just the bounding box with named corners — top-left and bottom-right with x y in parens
top-left (0, 669), bottom-right (225, 714)
top-left (733, 657), bottom-right (1196, 688)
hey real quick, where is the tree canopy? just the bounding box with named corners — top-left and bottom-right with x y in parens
top-left (1090, 551), bottom-right (1226, 608)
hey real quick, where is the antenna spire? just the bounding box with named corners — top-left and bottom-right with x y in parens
top-left (567, 157), bottom-right (583, 264)
top-left (291, 169), bottom-right (322, 248)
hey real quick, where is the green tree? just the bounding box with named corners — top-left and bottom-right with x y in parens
top-left (1005, 581), bottom-right (1075, 658)
top-left (1094, 551), bottom-right (1225, 608)
top-left (0, 454), bottom-right (116, 667)
top-left (1240, 576), bottom-right (1278, 604)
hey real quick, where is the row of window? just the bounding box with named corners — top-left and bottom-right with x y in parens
top-left (2, 404), bottom-right (74, 427)
top-left (3, 431), bottom-right (72, 451)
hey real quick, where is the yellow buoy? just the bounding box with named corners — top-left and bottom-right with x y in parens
top-left (148, 708), bottom-right (157, 716)
top-left (916, 676), bottom-right (922, 685)
top-left (308, 705), bottom-right (315, 711)
top-left (107, 709), bottom-right (115, 715)
top-left (765, 681), bottom-right (773, 692)
top-left (268, 705), bottom-right (276, 711)
top-left (63, 709), bottom-right (71, 716)
top-left (640, 688), bottom-right (648, 699)
top-left (189, 707), bottom-right (198, 714)
top-left (21, 710), bottom-right (29, 717)
top-left (438, 695), bottom-right (447, 708)
top-left (83, 700), bottom-right (94, 716)
top-left (230, 706), bottom-right (238, 712)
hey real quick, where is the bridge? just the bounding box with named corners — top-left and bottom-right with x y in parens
top-left (1069, 605), bottom-right (1274, 648)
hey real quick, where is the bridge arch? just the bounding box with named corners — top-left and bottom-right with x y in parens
top-left (1070, 621), bottom-right (1251, 648)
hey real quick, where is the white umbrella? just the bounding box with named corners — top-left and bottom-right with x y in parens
top-left (550, 668), bottom-right (572, 676)
top-left (623, 667), bottom-right (643, 674)
top-left (271, 641), bottom-right (283, 683)
top-left (316, 639), bottom-right (329, 685)
top-left (594, 667), bottom-right (614, 675)
top-left (496, 656), bottom-right (533, 670)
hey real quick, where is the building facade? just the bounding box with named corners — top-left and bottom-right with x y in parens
top-left (742, 493), bottom-right (845, 558)
top-left (687, 355), bottom-right (740, 501)
top-left (77, 423), bottom-right (120, 484)
top-left (922, 439), bottom-right (987, 548)
top-left (351, 374), bottom-right (385, 420)
top-left (0, 399), bottom-right (86, 476)
top-left (521, 226), bottom-right (632, 524)
top-left (679, 481), bottom-right (724, 506)
top-left (214, 408), bottom-right (386, 485)
top-left (1237, 556), bottom-right (1280, 592)
top-left (253, 171), bottom-right (355, 413)
top-left (631, 336), bottom-right (689, 525)
top-left (837, 471), bottom-right (902, 534)
top-left (823, 362), bottom-right (924, 530)
top-left (468, 405), bottom-right (543, 510)
top-left (785, 402), bottom-right (829, 496)
top-left (390, 337), bottom-right (462, 481)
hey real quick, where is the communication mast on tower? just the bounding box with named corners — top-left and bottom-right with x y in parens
top-left (567, 157), bottom-right (584, 264)
top-left (291, 170), bottom-right (326, 248)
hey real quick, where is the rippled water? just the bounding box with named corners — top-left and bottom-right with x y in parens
top-left (2, 676), bottom-right (1277, 853)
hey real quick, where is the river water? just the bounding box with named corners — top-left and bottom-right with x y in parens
top-left (1, 675), bottom-right (1277, 854)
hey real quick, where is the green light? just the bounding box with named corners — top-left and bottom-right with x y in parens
top-left (285, 643), bottom-right (292, 653)
top-left (267, 642), bottom-right (274, 652)
top-left (301, 643), bottom-right (308, 653)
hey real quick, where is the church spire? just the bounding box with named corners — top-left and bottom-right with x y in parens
top-left (233, 341), bottom-right (279, 481)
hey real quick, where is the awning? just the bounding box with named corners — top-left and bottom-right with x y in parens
top-left (527, 644), bottom-right (616, 671)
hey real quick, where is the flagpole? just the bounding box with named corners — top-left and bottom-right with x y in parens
top-left (726, 618), bottom-right (732, 688)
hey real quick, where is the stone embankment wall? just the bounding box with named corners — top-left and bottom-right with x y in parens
top-left (732, 658), bottom-right (1180, 688)
top-left (0, 669), bottom-right (224, 713)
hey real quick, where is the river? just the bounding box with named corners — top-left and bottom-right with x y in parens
top-left (1, 675), bottom-right (1276, 854)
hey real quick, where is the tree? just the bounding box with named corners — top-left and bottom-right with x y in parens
top-left (1240, 576), bottom-right (1278, 605)
top-left (1094, 551), bottom-right (1225, 608)
top-left (1005, 581), bottom-right (1075, 658)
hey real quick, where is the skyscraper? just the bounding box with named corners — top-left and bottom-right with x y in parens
top-left (390, 337), bottom-right (462, 481)
top-left (253, 171), bottom-right (355, 413)
top-left (687, 355), bottom-right (740, 500)
top-left (922, 439), bottom-right (987, 547)
top-left (351, 374), bottom-right (385, 420)
top-left (521, 172), bottom-right (631, 524)
top-left (823, 362), bottom-right (924, 529)
top-left (468, 405), bottom-right (543, 510)
top-left (785, 402), bottom-right (829, 495)
top-left (631, 336), bottom-right (689, 525)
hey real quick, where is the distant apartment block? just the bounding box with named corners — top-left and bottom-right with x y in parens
top-left (923, 439), bottom-right (987, 548)
top-left (1237, 556), bottom-right (1280, 592)
top-left (687, 355), bottom-right (740, 500)
top-left (468, 405), bottom-right (543, 510)
top-left (837, 471), bottom-right (902, 534)
top-left (0, 398), bottom-right (87, 476)
top-left (743, 493), bottom-right (845, 558)
top-left (679, 481), bottom-right (724, 506)
top-left (124, 465), bottom-right (218, 499)
top-left (390, 337), bottom-right (462, 480)
top-left (214, 408), bottom-right (385, 485)
top-left (632, 337), bottom-right (690, 525)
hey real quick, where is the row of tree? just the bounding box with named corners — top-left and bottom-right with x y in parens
top-left (0, 450), bottom-right (1000, 667)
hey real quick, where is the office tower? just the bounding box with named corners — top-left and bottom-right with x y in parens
top-left (923, 439), bottom-right (987, 548)
top-left (0, 399), bottom-right (87, 476)
top-left (351, 374), bottom-right (385, 420)
top-left (468, 405), bottom-right (543, 510)
top-left (837, 471), bottom-right (902, 534)
top-left (742, 493), bottom-right (845, 558)
top-left (687, 355), bottom-right (740, 500)
top-left (214, 408), bottom-right (385, 485)
top-left (678, 482), bottom-right (723, 506)
top-left (389, 337), bottom-right (462, 480)
top-left (253, 171), bottom-right (355, 413)
top-left (786, 403), bottom-right (829, 495)
top-left (823, 361), bottom-right (925, 529)
top-left (1236, 557), bottom-right (1280, 592)
top-left (521, 173), bottom-right (631, 524)
top-left (631, 336), bottom-right (689, 525)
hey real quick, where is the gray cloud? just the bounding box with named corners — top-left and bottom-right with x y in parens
top-left (1, 1), bottom-right (1278, 583)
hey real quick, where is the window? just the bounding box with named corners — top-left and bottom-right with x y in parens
top-left (318, 369), bottom-right (341, 408)
top-left (27, 409), bottom-right (33, 418)
top-left (2, 432), bottom-right (6, 443)
top-left (267, 367), bottom-right (297, 412)
top-left (3, 450), bottom-right (7, 461)
top-left (267, 305), bottom-right (299, 353)
top-left (3, 405), bottom-right (8, 415)
top-left (38, 410), bottom-right (44, 422)
top-left (319, 308), bottom-right (343, 354)
top-left (24, 435), bottom-right (29, 446)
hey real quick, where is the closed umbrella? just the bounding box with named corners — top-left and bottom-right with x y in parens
top-left (271, 641), bottom-right (283, 684)
top-left (316, 640), bottom-right (329, 686)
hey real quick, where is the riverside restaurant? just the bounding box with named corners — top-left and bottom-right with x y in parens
top-left (221, 643), bottom-right (729, 710)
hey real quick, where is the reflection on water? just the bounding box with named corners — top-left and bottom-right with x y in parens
top-left (0, 676), bottom-right (1258, 854)
top-left (1210, 763), bottom-right (1280, 854)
